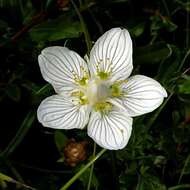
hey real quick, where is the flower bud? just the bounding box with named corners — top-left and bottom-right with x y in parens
top-left (64, 139), bottom-right (88, 167)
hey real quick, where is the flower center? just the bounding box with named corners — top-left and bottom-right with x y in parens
top-left (86, 80), bottom-right (110, 107)
top-left (71, 77), bottom-right (125, 113)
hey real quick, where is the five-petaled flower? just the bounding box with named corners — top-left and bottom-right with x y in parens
top-left (37, 28), bottom-right (167, 150)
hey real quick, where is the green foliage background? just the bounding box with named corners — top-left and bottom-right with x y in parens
top-left (0, 0), bottom-right (190, 189)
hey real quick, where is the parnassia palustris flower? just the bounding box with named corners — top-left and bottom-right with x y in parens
top-left (37, 28), bottom-right (167, 150)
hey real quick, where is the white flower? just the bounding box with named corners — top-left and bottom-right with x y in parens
top-left (37, 28), bottom-right (167, 150)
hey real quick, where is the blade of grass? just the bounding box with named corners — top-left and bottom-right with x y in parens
top-left (178, 154), bottom-right (190, 184)
top-left (0, 172), bottom-right (37, 190)
top-left (59, 148), bottom-right (106, 190)
top-left (35, 84), bottom-right (51, 95)
top-left (1, 110), bottom-right (35, 157)
top-left (3, 158), bottom-right (24, 183)
top-left (178, 48), bottom-right (190, 71)
top-left (161, 0), bottom-right (170, 18)
top-left (70, 0), bottom-right (92, 55)
top-left (136, 175), bottom-right (144, 190)
top-left (87, 142), bottom-right (96, 190)
top-left (168, 184), bottom-right (190, 190)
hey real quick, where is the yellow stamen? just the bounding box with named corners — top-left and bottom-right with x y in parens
top-left (72, 66), bottom-right (89, 86)
top-left (97, 71), bottom-right (110, 80)
top-left (93, 102), bottom-right (112, 113)
top-left (110, 83), bottom-right (121, 97)
top-left (71, 91), bottom-right (88, 105)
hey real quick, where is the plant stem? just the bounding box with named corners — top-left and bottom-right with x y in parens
top-left (4, 159), bottom-right (24, 183)
top-left (178, 48), bottom-right (190, 72)
top-left (70, 0), bottom-right (92, 55)
top-left (0, 172), bottom-right (36, 190)
top-left (87, 142), bottom-right (96, 190)
top-left (161, 0), bottom-right (170, 18)
top-left (168, 184), bottom-right (190, 190)
top-left (178, 154), bottom-right (190, 184)
top-left (59, 148), bottom-right (106, 190)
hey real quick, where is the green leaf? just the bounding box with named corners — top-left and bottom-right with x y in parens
top-left (21, 0), bottom-right (35, 24)
top-left (0, 0), bottom-right (17, 8)
top-left (129, 22), bottom-right (145, 37)
top-left (163, 18), bottom-right (178, 32)
top-left (150, 15), bottom-right (177, 35)
top-left (1, 111), bottom-right (36, 157)
top-left (45, 0), bottom-right (54, 10)
top-left (78, 165), bottom-right (99, 188)
top-left (0, 179), bottom-right (7, 189)
top-left (178, 154), bottom-right (190, 183)
top-left (0, 172), bottom-right (15, 183)
top-left (168, 184), bottom-right (190, 190)
top-left (57, 157), bottom-right (65, 162)
top-left (54, 131), bottom-right (68, 152)
top-left (176, 0), bottom-right (190, 12)
top-left (0, 172), bottom-right (36, 190)
top-left (30, 16), bottom-right (82, 42)
top-left (142, 174), bottom-right (167, 190)
top-left (5, 83), bottom-right (21, 102)
top-left (157, 45), bottom-right (181, 86)
top-left (134, 42), bottom-right (172, 65)
top-left (177, 75), bottom-right (190, 94)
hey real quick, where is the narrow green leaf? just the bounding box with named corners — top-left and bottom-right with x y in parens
top-left (30, 15), bottom-right (82, 42)
top-left (177, 75), bottom-right (190, 94)
top-left (129, 22), bottom-right (145, 37)
top-left (0, 172), bottom-right (15, 183)
top-left (5, 84), bottom-right (21, 102)
top-left (1, 111), bottom-right (35, 157)
top-left (78, 166), bottom-right (99, 188)
top-left (45, 0), bottom-right (54, 10)
top-left (35, 84), bottom-right (52, 95)
top-left (168, 184), bottom-right (190, 190)
top-left (0, 179), bottom-right (7, 189)
top-left (134, 42), bottom-right (172, 65)
top-left (163, 18), bottom-right (178, 32)
top-left (0, 172), bottom-right (37, 190)
top-left (54, 131), bottom-right (68, 152)
top-left (157, 45), bottom-right (180, 85)
top-left (136, 176), bottom-right (145, 190)
top-left (178, 154), bottom-right (190, 184)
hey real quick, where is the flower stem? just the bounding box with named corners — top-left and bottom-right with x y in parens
top-left (59, 148), bottom-right (106, 190)
top-left (178, 153), bottom-right (190, 184)
top-left (178, 48), bottom-right (190, 72)
top-left (70, 0), bottom-right (92, 55)
top-left (87, 142), bottom-right (96, 190)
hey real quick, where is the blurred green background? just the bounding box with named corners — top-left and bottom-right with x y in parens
top-left (0, 0), bottom-right (190, 189)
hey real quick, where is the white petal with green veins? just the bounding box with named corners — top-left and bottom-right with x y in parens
top-left (119, 75), bottom-right (167, 117)
top-left (87, 107), bottom-right (132, 150)
top-left (89, 28), bottom-right (133, 82)
top-left (37, 95), bottom-right (90, 129)
top-left (38, 46), bottom-right (89, 94)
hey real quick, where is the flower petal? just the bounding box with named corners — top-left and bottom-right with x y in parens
top-left (38, 46), bottom-right (88, 94)
top-left (87, 108), bottom-right (132, 150)
top-left (118, 75), bottom-right (167, 117)
top-left (90, 28), bottom-right (133, 82)
top-left (37, 95), bottom-right (90, 129)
